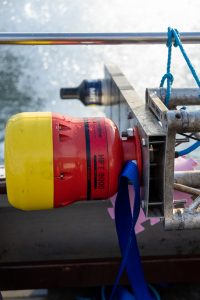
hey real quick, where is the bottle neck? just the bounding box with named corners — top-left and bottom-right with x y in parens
top-left (60, 87), bottom-right (80, 99)
top-left (60, 80), bottom-right (102, 104)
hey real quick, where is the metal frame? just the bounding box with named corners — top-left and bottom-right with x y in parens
top-left (105, 65), bottom-right (166, 217)
top-left (105, 65), bottom-right (200, 229)
top-left (146, 88), bottom-right (200, 229)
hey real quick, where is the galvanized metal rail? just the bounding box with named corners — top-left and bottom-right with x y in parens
top-left (0, 32), bottom-right (200, 45)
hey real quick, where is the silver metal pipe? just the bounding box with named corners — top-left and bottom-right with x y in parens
top-left (165, 211), bottom-right (200, 230)
top-left (0, 32), bottom-right (200, 45)
top-left (174, 170), bottom-right (200, 188)
top-left (167, 110), bottom-right (200, 132)
top-left (148, 88), bottom-right (200, 108)
top-left (188, 196), bottom-right (200, 212)
top-left (166, 196), bottom-right (200, 230)
top-left (174, 183), bottom-right (200, 196)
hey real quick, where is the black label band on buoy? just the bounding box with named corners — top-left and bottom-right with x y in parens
top-left (84, 118), bottom-right (91, 200)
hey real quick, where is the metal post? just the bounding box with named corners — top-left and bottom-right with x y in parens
top-left (0, 32), bottom-right (200, 45)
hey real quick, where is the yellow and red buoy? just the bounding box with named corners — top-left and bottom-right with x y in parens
top-left (4, 112), bottom-right (142, 210)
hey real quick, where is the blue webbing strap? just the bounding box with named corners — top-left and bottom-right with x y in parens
top-left (109, 161), bottom-right (153, 300)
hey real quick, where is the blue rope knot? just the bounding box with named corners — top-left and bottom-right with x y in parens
top-left (160, 72), bottom-right (174, 87)
top-left (160, 27), bottom-right (200, 107)
top-left (167, 27), bottom-right (179, 48)
top-left (166, 27), bottom-right (173, 47)
top-left (160, 72), bottom-right (174, 106)
top-left (160, 27), bottom-right (200, 155)
top-left (173, 29), bottom-right (180, 47)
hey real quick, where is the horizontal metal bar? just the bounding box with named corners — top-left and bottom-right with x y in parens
top-left (174, 170), bottom-right (200, 188)
top-left (0, 32), bottom-right (200, 45)
top-left (148, 88), bottom-right (200, 108)
top-left (165, 211), bottom-right (200, 230)
top-left (2, 256), bottom-right (200, 290)
top-left (167, 110), bottom-right (200, 132)
top-left (174, 183), bottom-right (200, 196)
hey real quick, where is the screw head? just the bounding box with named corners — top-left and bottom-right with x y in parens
top-left (142, 138), bottom-right (146, 146)
top-left (141, 200), bottom-right (145, 209)
top-left (127, 128), bottom-right (134, 137)
top-left (121, 131), bottom-right (128, 138)
top-left (128, 111), bottom-right (134, 119)
top-left (175, 113), bottom-right (181, 119)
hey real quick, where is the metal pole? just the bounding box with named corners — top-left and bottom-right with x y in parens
top-left (147, 88), bottom-right (200, 108)
top-left (174, 170), bottom-right (200, 188)
top-left (174, 183), bottom-right (200, 196)
top-left (0, 32), bottom-right (200, 45)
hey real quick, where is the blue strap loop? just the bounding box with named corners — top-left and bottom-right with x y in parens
top-left (109, 161), bottom-right (156, 300)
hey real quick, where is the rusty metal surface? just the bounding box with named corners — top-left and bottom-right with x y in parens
top-left (1, 256), bottom-right (200, 290)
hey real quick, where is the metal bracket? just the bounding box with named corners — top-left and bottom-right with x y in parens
top-left (103, 67), bottom-right (200, 229)
top-left (146, 88), bottom-right (200, 229)
top-left (105, 65), bottom-right (166, 217)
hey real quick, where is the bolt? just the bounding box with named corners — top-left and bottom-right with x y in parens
top-left (142, 138), bottom-right (146, 146)
top-left (121, 131), bottom-right (128, 138)
top-left (127, 128), bottom-right (134, 137)
top-left (175, 113), bottom-right (181, 119)
top-left (181, 106), bottom-right (186, 110)
top-left (141, 200), bottom-right (145, 209)
top-left (128, 111), bottom-right (134, 119)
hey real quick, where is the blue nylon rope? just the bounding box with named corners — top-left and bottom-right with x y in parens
top-left (176, 140), bottom-right (200, 157)
top-left (109, 161), bottom-right (158, 300)
top-left (160, 27), bottom-right (200, 105)
top-left (160, 27), bottom-right (200, 156)
top-left (172, 30), bottom-right (200, 88)
top-left (160, 27), bottom-right (174, 107)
